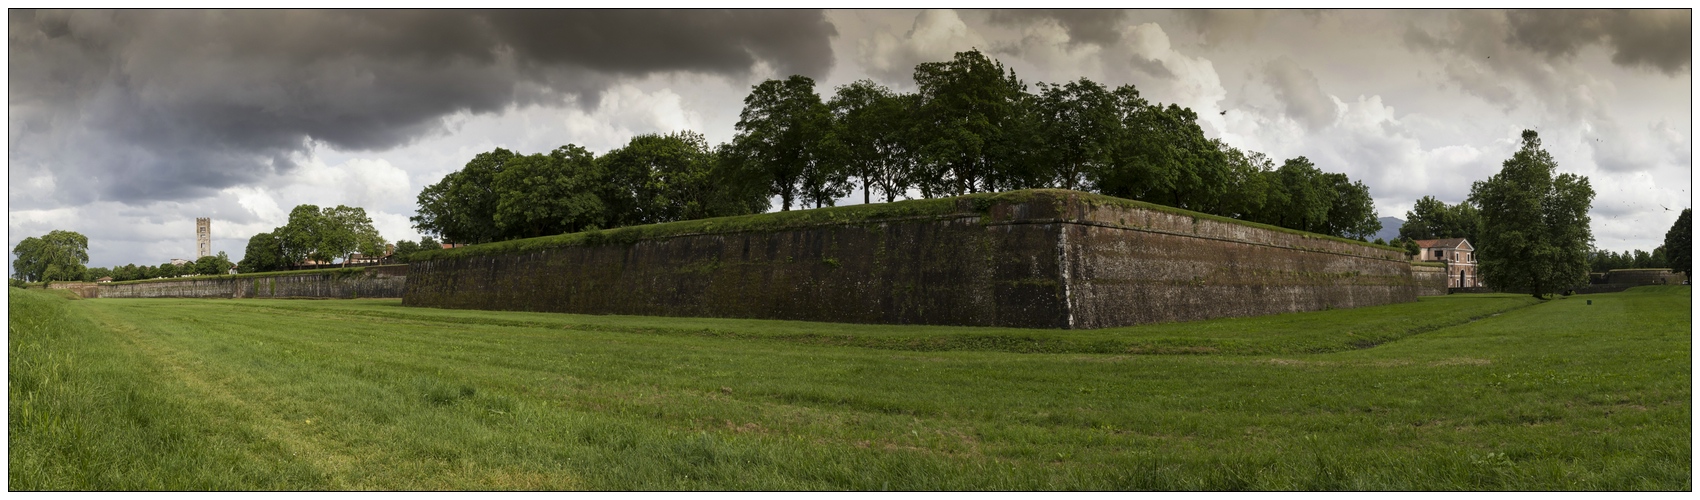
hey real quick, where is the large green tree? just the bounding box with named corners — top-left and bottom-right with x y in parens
top-left (602, 131), bottom-right (764, 226)
top-left (1032, 78), bottom-right (1118, 191)
top-left (1469, 130), bottom-right (1595, 297)
top-left (731, 75), bottom-right (840, 211)
top-left (1664, 208), bottom-right (1690, 277)
top-left (1260, 157), bottom-right (1333, 233)
top-left (322, 205), bottom-right (384, 267)
top-left (11, 230), bottom-right (89, 282)
top-left (272, 204), bottom-right (385, 268)
top-left (411, 148), bottom-right (516, 245)
top-left (829, 80), bottom-right (919, 204)
top-left (1322, 173), bottom-right (1383, 240)
top-left (1213, 142), bottom-right (1274, 220)
top-left (1096, 86), bottom-right (1227, 212)
top-left (912, 49), bottom-right (1027, 196)
top-left (238, 231), bottom-right (288, 273)
top-left (493, 144), bottom-right (607, 239)
top-left (277, 204), bottom-right (327, 265)
top-left (194, 252), bottom-right (233, 276)
top-left (1399, 196), bottom-right (1482, 243)
top-left (391, 236), bottom-right (442, 263)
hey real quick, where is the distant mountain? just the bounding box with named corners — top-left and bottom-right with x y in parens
top-left (1373, 217), bottom-right (1403, 243)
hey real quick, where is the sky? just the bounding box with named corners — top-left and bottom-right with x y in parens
top-left (7, 9), bottom-right (1693, 270)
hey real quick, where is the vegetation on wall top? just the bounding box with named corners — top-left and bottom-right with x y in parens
top-left (408, 189), bottom-right (1405, 263)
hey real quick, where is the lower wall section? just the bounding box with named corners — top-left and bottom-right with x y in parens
top-left (1410, 266), bottom-right (1449, 297)
top-left (406, 216), bottom-right (1071, 328)
top-left (405, 190), bottom-right (1425, 329)
top-left (1607, 269), bottom-right (1685, 286)
top-left (46, 282), bottom-right (100, 299)
top-left (97, 266), bottom-right (407, 299)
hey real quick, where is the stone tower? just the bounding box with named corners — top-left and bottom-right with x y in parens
top-left (196, 217), bottom-right (211, 258)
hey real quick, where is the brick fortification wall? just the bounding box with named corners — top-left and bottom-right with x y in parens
top-left (46, 282), bottom-right (101, 298)
top-left (98, 265), bottom-right (406, 299)
top-left (1410, 265), bottom-right (1449, 296)
top-left (1606, 269), bottom-right (1683, 286)
top-left (406, 190), bottom-right (1423, 329)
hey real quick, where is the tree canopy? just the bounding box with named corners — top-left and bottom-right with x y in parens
top-left (731, 75), bottom-right (840, 211)
top-left (410, 49), bottom-right (1387, 246)
top-left (238, 231), bottom-right (289, 273)
top-left (1469, 130), bottom-right (1594, 297)
top-left (1399, 196), bottom-right (1482, 243)
top-left (1663, 208), bottom-right (1690, 277)
top-left (11, 230), bottom-right (89, 282)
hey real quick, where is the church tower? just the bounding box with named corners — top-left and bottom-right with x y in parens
top-left (196, 218), bottom-right (211, 258)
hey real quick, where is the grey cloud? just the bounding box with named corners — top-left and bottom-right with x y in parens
top-left (985, 9), bottom-right (1128, 46)
top-left (1507, 9), bottom-right (1690, 75)
top-left (1128, 56), bottom-right (1173, 79)
top-left (1403, 11), bottom-right (1606, 117)
top-left (1262, 56), bottom-right (1335, 131)
top-left (9, 9), bottom-right (836, 206)
top-left (1176, 9), bottom-right (1269, 46)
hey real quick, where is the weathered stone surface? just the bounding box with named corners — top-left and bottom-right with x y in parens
top-left (405, 190), bottom-right (1430, 329)
top-left (1410, 265), bottom-right (1449, 297)
top-left (46, 282), bottom-right (101, 298)
top-left (97, 266), bottom-right (406, 299)
top-left (1606, 268), bottom-right (1684, 286)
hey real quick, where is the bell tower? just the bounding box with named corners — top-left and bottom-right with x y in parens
top-left (196, 217), bottom-right (211, 258)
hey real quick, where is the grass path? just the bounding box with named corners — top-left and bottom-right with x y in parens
top-left (9, 287), bottom-right (1690, 490)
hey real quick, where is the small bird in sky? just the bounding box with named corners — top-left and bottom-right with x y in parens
top-left (1661, 204), bottom-right (1671, 211)
top-left (1219, 110), bottom-right (1227, 115)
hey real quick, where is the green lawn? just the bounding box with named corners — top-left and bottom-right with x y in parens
top-left (8, 287), bottom-right (1690, 490)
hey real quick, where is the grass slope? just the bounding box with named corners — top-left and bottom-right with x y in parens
top-left (9, 288), bottom-right (1690, 490)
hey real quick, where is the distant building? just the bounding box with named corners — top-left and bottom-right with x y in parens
top-left (96, 276), bottom-right (113, 283)
top-left (196, 217), bottom-right (211, 259)
top-left (170, 258), bottom-right (191, 266)
top-left (1414, 238), bottom-right (1477, 288)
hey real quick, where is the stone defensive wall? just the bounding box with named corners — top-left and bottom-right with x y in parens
top-left (96, 265), bottom-right (407, 299)
top-left (1605, 268), bottom-right (1684, 286)
top-left (1410, 263), bottom-right (1449, 296)
top-left (404, 190), bottom-right (1427, 329)
top-left (46, 282), bottom-right (101, 299)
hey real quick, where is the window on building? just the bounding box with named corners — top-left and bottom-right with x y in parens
top-left (1433, 250), bottom-right (1442, 259)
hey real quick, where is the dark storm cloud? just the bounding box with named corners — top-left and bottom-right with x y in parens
top-left (985, 9), bottom-right (1129, 46)
top-left (8, 9), bottom-right (836, 206)
top-left (1506, 9), bottom-right (1690, 75)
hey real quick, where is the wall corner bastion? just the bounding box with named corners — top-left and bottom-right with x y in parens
top-left (403, 189), bottom-right (1426, 329)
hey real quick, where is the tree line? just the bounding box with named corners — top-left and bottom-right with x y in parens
top-left (9, 229), bottom-right (237, 284)
top-left (412, 49), bottom-right (1384, 246)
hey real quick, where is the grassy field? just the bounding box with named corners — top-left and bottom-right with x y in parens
top-left (8, 287), bottom-right (1690, 490)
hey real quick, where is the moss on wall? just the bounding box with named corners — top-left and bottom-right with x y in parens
top-left (405, 190), bottom-right (1424, 329)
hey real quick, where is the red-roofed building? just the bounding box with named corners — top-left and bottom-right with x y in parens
top-left (1414, 238), bottom-right (1477, 288)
